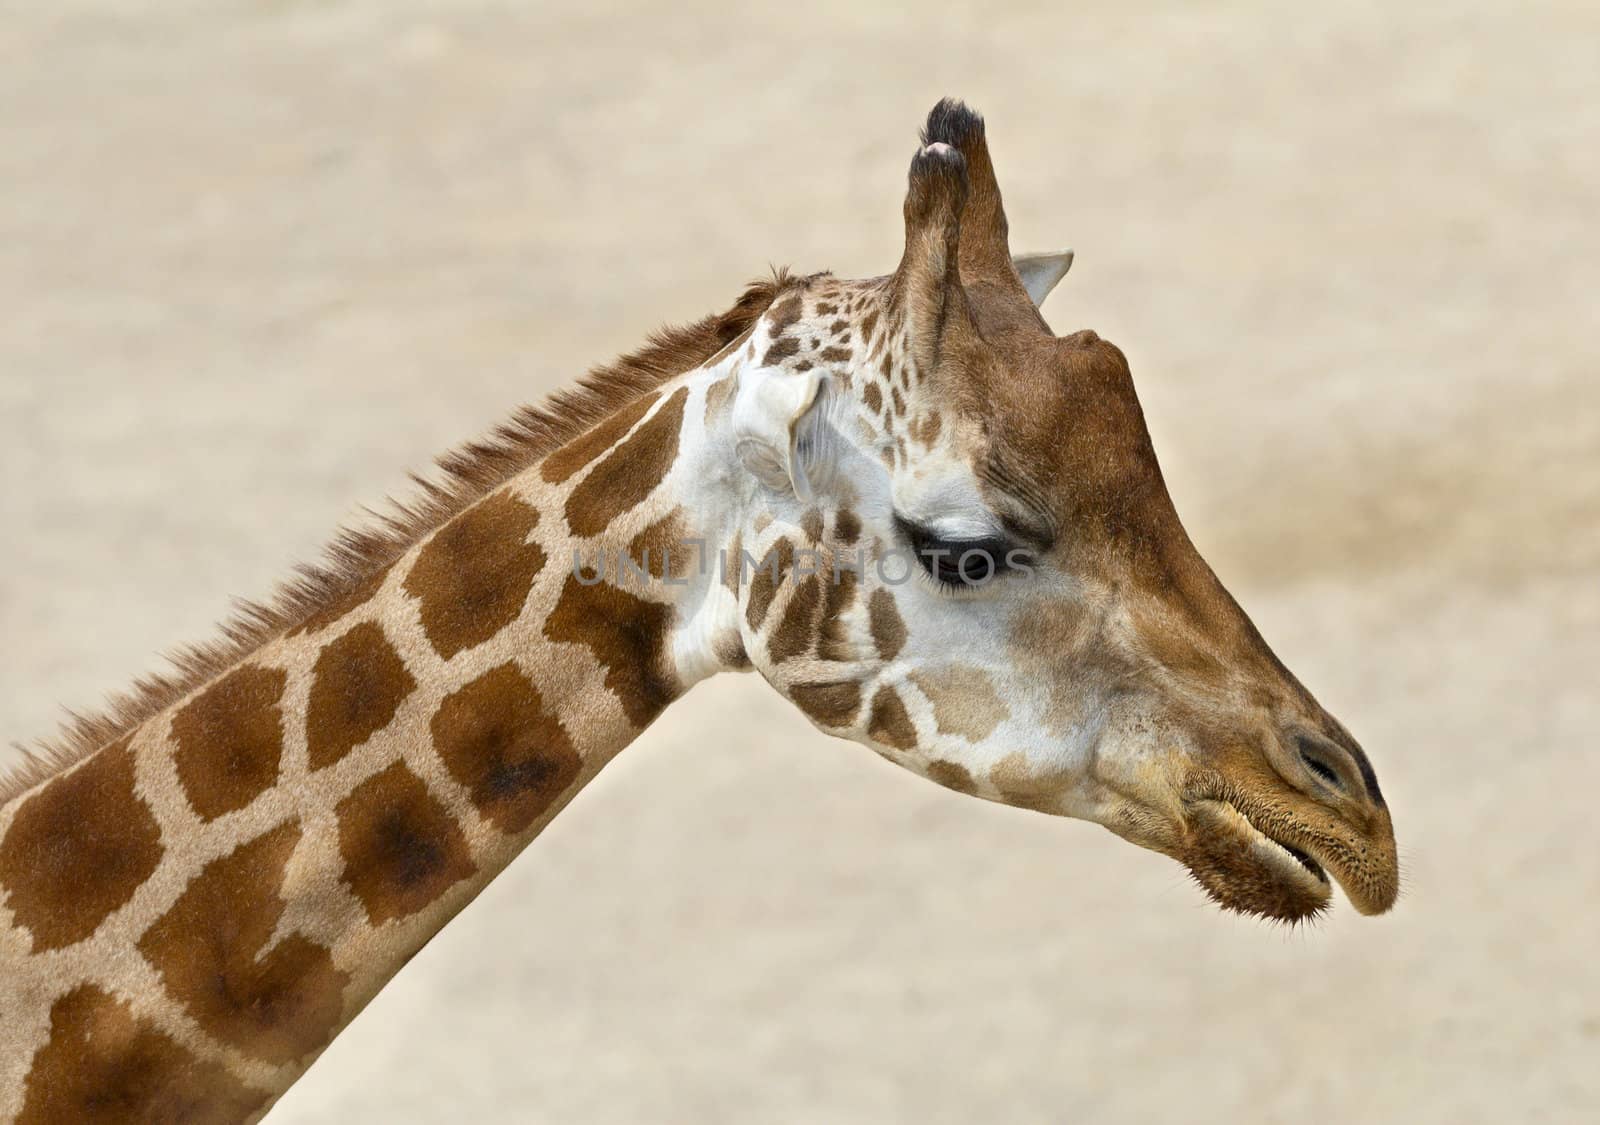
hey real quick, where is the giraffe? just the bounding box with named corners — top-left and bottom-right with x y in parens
top-left (0, 100), bottom-right (1399, 1121)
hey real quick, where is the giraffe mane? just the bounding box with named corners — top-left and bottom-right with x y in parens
top-left (2, 268), bottom-right (806, 806)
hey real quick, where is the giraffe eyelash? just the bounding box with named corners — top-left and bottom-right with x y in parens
top-left (892, 515), bottom-right (1029, 592)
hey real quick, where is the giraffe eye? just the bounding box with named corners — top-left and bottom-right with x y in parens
top-left (893, 515), bottom-right (1026, 589)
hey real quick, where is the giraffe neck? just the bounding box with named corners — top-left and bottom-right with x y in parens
top-left (0, 360), bottom-right (746, 1121)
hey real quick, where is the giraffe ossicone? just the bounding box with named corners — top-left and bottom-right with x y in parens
top-left (0, 98), bottom-right (1398, 1121)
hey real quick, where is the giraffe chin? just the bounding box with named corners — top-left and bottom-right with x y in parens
top-left (1180, 799), bottom-right (1336, 924)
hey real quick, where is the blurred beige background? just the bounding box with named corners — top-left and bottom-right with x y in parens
top-left (2, 2), bottom-right (1597, 1122)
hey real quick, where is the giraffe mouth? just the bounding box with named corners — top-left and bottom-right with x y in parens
top-left (1277, 840), bottom-right (1326, 882)
top-left (1240, 812), bottom-right (1328, 884)
top-left (1181, 799), bottom-right (1334, 922)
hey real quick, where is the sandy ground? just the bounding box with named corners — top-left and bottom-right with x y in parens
top-left (3, 2), bottom-right (1597, 1121)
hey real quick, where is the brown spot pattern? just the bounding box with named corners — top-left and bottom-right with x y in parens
top-left (744, 539), bottom-right (794, 630)
top-left (927, 760), bottom-right (975, 794)
top-left (766, 291), bottom-right (803, 336)
top-left (403, 490), bottom-right (545, 661)
top-left (868, 685), bottom-right (918, 750)
top-left (432, 662), bottom-right (581, 835)
top-left (909, 665), bottom-right (1008, 742)
top-left (990, 753), bottom-right (1061, 813)
top-left (540, 392), bottom-right (659, 484)
top-left (563, 387), bottom-right (688, 538)
top-left (336, 763), bottom-right (476, 925)
top-left (703, 373), bottom-right (738, 425)
top-left (768, 575), bottom-right (821, 664)
top-left (137, 821), bottom-right (347, 1066)
top-left (868, 589), bottom-right (907, 661)
top-left (762, 335), bottom-right (801, 366)
top-left (722, 530), bottom-right (743, 594)
top-left (819, 345), bottom-right (852, 363)
top-left (16, 985), bottom-right (266, 1124)
top-left (305, 622), bottom-right (417, 771)
top-left (862, 383), bottom-right (883, 414)
top-left (170, 664), bottom-right (287, 822)
top-left (800, 508), bottom-right (824, 544)
top-left (0, 739), bottom-right (163, 953)
top-left (834, 509), bottom-right (861, 545)
top-left (817, 568), bottom-right (859, 662)
top-left (789, 681), bottom-right (862, 728)
top-left (627, 509), bottom-right (691, 580)
top-left (544, 576), bottom-right (679, 727)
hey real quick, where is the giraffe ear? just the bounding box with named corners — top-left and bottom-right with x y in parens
top-left (1012, 250), bottom-right (1074, 307)
top-left (731, 368), bottom-right (828, 502)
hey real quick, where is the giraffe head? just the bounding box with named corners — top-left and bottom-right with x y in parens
top-left (709, 101), bottom-right (1397, 922)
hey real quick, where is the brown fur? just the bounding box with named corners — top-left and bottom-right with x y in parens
top-left (403, 490), bottom-right (547, 661)
top-left (137, 820), bottom-right (348, 1065)
top-left (538, 392), bottom-right (660, 486)
top-left (431, 662), bottom-right (581, 835)
top-left (17, 985), bottom-right (267, 1123)
top-left (702, 371), bottom-right (738, 426)
top-left (768, 575), bottom-right (823, 664)
top-left (627, 509), bottom-right (692, 581)
top-left (789, 681), bottom-right (862, 728)
top-left (0, 270), bottom-right (799, 806)
top-left (834, 508), bottom-right (861, 546)
top-left (563, 387), bottom-right (689, 538)
top-left (721, 530), bottom-right (743, 596)
top-left (543, 576), bottom-right (680, 728)
top-left (910, 666), bottom-right (1008, 743)
top-left (304, 623), bottom-right (417, 771)
top-left (867, 589), bottom-right (907, 661)
top-left (171, 665), bottom-right (288, 822)
top-left (0, 737), bottom-right (163, 952)
top-left (743, 539), bottom-right (794, 631)
top-left (335, 762), bottom-right (477, 926)
top-left (761, 335), bottom-right (801, 366)
top-left (989, 753), bottom-right (1060, 813)
top-left (925, 760), bottom-right (975, 794)
top-left (817, 568), bottom-right (859, 662)
top-left (867, 686), bottom-right (918, 750)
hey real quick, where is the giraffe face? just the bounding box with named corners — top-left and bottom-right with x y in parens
top-left (715, 103), bottom-right (1397, 922)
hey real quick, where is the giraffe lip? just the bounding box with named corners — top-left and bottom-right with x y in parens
top-left (1209, 798), bottom-right (1327, 883)
top-left (1182, 799), bottom-right (1334, 921)
top-left (1268, 835), bottom-right (1327, 883)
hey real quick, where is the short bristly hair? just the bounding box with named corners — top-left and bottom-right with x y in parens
top-left (2, 269), bottom-right (803, 805)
